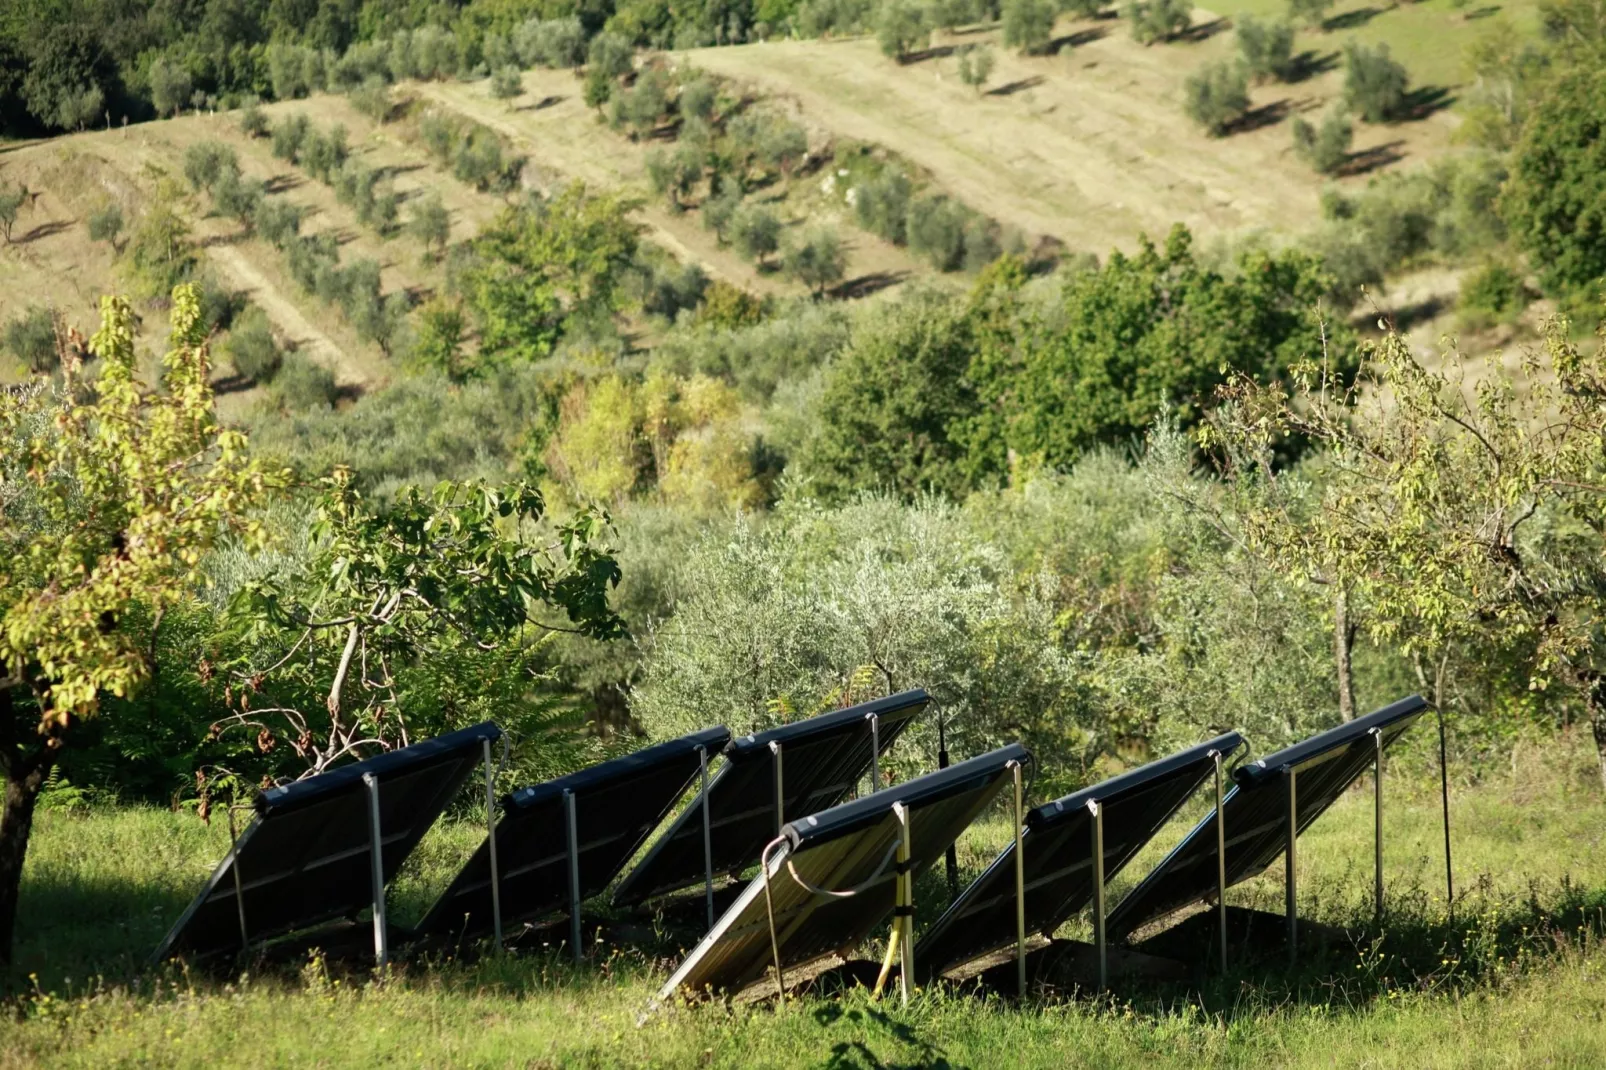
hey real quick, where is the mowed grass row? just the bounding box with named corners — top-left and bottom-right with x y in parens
top-left (6, 732), bottom-right (1606, 1067)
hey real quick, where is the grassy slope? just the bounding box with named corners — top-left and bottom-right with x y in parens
top-left (6, 733), bottom-right (1605, 1067)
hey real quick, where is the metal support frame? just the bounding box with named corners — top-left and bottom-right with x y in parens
top-left (938, 713), bottom-right (958, 900)
top-left (1210, 749), bottom-right (1227, 975)
top-left (1010, 760), bottom-right (1026, 998)
top-left (1437, 706), bottom-right (1454, 913)
top-left (867, 713), bottom-right (881, 793)
top-left (893, 801), bottom-right (914, 1007)
top-left (362, 772), bottom-right (388, 968)
top-left (1088, 799), bottom-right (1107, 993)
top-left (226, 806), bottom-right (250, 953)
top-left (770, 740), bottom-right (785, 834)
top-left (1371, 727), bottom-right (1385, 923)
top-left (564, 788), bottom-right (582, 964)
top-left (698, 744), bottom-right (714, 931)
top-left (1284, 766), bottom-right (1298, 967)
top-left (483, 738), bottom-right (503, 950)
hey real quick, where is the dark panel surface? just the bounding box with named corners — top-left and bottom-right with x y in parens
top-left (653, 744), bottom-right (1029, 1001)
top-left (154, 723), bottom-right (502, 961)
top-left (914, 733), bottom-right (1243, 979)
top-left (418, 726), bottom-right (731, 938)
top-left (1106, 696), bottom-right (1427, 940)
top-left (613, 691), bottom-right (928, 906)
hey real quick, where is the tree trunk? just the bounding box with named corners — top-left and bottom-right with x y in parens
top-left (0, 758), bottom-right (47, 966)
top-left (1334, 586), bottom-right (1357, 721)
top-left (1593, 712), bottom-right (1606, 793)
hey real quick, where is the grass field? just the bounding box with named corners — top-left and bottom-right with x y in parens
top-left (5, 731), bottom-right (1604, 1067)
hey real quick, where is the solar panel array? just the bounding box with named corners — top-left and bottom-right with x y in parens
top-left (914, 732), bottom-right (1244, 980)
top-left (154, 722), bottom-right (502, 961)
top-left (612, 690), bottom-right (928, 907)
top-left (653, 744), bottom-right (1029, 1001)
top-left (1105, 696), bottom-right (1428, 940)
top-left (418, 726), bottom-right (731, 940)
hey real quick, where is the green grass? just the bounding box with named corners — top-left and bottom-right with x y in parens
top-left (6, 733), bottom-right (1606, 1067)
top-left (1201, 0), bottom-right (1543, 88)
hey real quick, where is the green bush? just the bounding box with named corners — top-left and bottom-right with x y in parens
top-left (3, 305), bottom-right (57, 374)
top-left (513, 18), bottom-right (588, 68)
top-left (300, 124), bottom-right (349, 183)
top-left (608, 67), bottom-right (670, 139)
top-left (209, 168), bottom-right (265, 229)
top-left (1291, 107), bottom-right (1352, 174)
top-left (348, 76), bottom-right (393, 121)
top-left (730, 203), bottom-right (782, 265)
top-left (1458, 259), bottom-right (1531, 326)
top-left (490, 66), bottom-right (523, 100)
top-left (876, 0), bottom-right (931, 60)
top-left (1286, 0), bottom-right (1331, 28)
top-left (182, 141), bottom-right (239, 192)
top-left (1343, 41), bottom-right (1409, 122)
top-left (957, 45), bottom-right (996, 91)
top-left (254, 199), bottom-right (303, 248)
top-left (238, 98), bottom-right (269, 137)
top-left (226, 307), bottom-right (283, 383)
top-left (1124, 0), bottom-right (1192, 43)
top-left (419, 112), bottom-right (456, 162)
top-left (408, 191), bottom-right (452, 259)
top-left (907, 194), bottom-right (970, 271)
top-left (782, 225), bottom-right (847, 296)
top-left (1236, 16), bottom-right (1296, 81)
top-left (701, 179), bottom-right (744, 241)
top-left (1183, 60), bottom-right (1250, 136)
top-left (453, 127), bottom-right (522, 191)
top-left (270, 113), bottom-right (310, 161)
top-left (87, 202), bottom-right (124, 251)
top-left (679, 76), bottom-right (719, 122)
top-left (854, 170), bottom-right (914, 245)
top-left (1002, 0), bottom-right (1058, 54)
top-left (272, 352), bottom-right (340, 410)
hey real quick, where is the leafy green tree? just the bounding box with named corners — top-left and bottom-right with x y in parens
top-left (1457, 258), bottom-right (1531, 327)
top-left (410, 295), bottom-right (471, 381)
top-left (121, 180), bottom-right (197, 298)
top-left (271, 113), bottom-right (311, 161)
top-left (1124, 0), bottom-right (1193, 43)
top-left (490, 65), bottom-right (523, 100)
top-left (272, 352), bottom-right (340, 409)
top-left (957, 45), bottom-right (996, 91)
top-left (1457, 18), bottom-right (1550, 150)
top-left (1183, 60), bottom-right (1250, 135)
top-left (226, 307), bottom-right (283, 384)
top-left (217, 470), bottom-right (622, 775)
top-left (408, 191), bottom-right (452, 260)
top-left (783, 225), bottom-right (847, 296)
top-left (731, 203), bottom-right (782, 267)
top-left (800, 294), bottom-right (979, 500)
top-left (0, 285), bottom-right (281, 964)
top-left (1501, 63), bottom-right (1606, 302)
top-left (2, 307), bottom-right (56, 375)
top-left (0, 184), bottom-right (31, 245)
top-left (877, 0), bottom-right (931, 61)
top-left (1003, 0), bottom-right (1058, 54)
top-left (646, 146), bottom-right (701, 210)
top-left (1292, 107), bottom-right (1353, 173)
top-left (1343, 40), bottom-right (1410, 122)
top-left (349, 76), bottom-right (394, 120)
top-left (238, 98), bottom-right (270, 138)
top-left (1286, 0), bottom-right (1331, 28)
top-left (854, 170), bottom-right (913, 244)
top-left (148, 57), bottom-right (193, 118)
top-left (1236, 16), bottom-right (1296, 81)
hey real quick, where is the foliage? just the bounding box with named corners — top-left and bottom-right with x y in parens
top-left (956, 45), bottom-right (995, 91)
top-left (0, 285), bottom-right (280, 961)
top-left (87, 203), bottom-right (124, 253)
top-left (1236, 16), bottom-right (1296, 82)
top-left (608, 67), bottom-right (670, 139)
top-left (120, 180), bottom-right (197, 299)
top-left (1291, 107), bottom-right (1352, 174)
top-left (1182, 60), bottom-right (1250, 136)
top-left (238, 98), bottom-right (269, 138)
top-left (148, 58), bottom-right (193, 119)
top-left (782, 225), bottom-right (847, 296)
top-left (513, 17), bottom-right (588, 68)
top-left (183, 141), bottom-right (239, 194)
top-left (730, 202), bottom-right (782, 266)
top-left (271, 113), bottom-right (311, 161)
top-left (218, 471), bottom-right (623, 775)
top-left (270, 352), bottom-right (340, 410)
top-left (408, 191), bottom-right (452, 261)
top-left (1343, 40), bottom-right (1410, 123)
top-left (1002, 0), bottom-right (1057, 54)
top-left (1458, 259), bottom-right (1531, 327)
top-left (409, 296), bottom-right (472, 382)
top-left (225, 307), bottom-right (283, 383)
top-left (489, 64), bottom-right (523, 99)
top-left (1123, 0), bottom-right (1192, 44)
top-left (876, 0), bottom-right (930, 60)
top-left (0, 184), bottom-right (29, 244)
top-left (1286, 0), bottom-right (1331, 28)
top-left (349, 76), bottom-right (394, 120)
top-left (1501, 62), bottom-right (1606, 305)
top-left (2, 307), bottom-right (57, 376)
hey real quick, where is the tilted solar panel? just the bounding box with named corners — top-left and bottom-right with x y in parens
top-left (1105, 696), bottom-right (1427, 941)
top-left (612, 690), bottom-right (928, 907)
top-left (417, 726), bottom-right (731, 939)
top-left (154, 722), bottom-right (502, 961)
top-left (651, 743), bottom-right (1029, 1003)
top-left (914, 732), bottom-right (1243, 980)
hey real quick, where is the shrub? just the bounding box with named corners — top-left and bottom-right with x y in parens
top-left (409, 191), bottom-right (451, 259)
top-left (0, 184), bottom-right (28, 244)
top-left (783, 226), bottom-right (848, 296)
top-left (87, 202), bottom-right (124, 251)
top-left (1183, 60), bottom-right (1250, 136)
top-left (1343, 41), bottom-right (1409, 122)
top-left (453, 128), bottom-right (521, 191)
top-left (1286, 0), bottom-right (1331, 28)
top-left (1236, 16), bottom-right (1296, 81)
top-left (646, 146), bottom-right (700, 210)
top-left (609, 67), bottom-right (670, 139)
top-left (183, 141), bottom-right (239, 192)
top-left (876, 0), bottom-right (931, 61)
top-left (679, 76), bottom-right (719, 122)
top-left (226, 307), bottom-right (283, 383)
top-left (701, 180), bottom-right (743, 240)
top-left (588, 32), bottom-right (635, 80)
top-left (210, 169), bottom-right (265, 229)
top-left (3, 306), bottom-right (57, 374)
top-left (760, 120), bottom-right (809, 177)
top-left (490, 66), bottom-right (523, 100)
top-left (957, 45), bottom-right (996, 91)
top-left (300, 124), bottom-right (349, 183)
top-left (1291, 107), bottom-right (1352, 173)
top-left (148, 57), bottom-right (192, 118)
top-left (349, 77), bottom-right (393, 122)
top-left (1003, 0), bottom-right (1058, 54)
top-left (906, 193), bottom-right (969, 271)
top-left (272, 352), bottom-right (340, 409)
top-left (514, 18), bottom-right (587, 68)
top-left (238, 98), bottom-right (269, 137)
top-left (270, 113), bottom-right (310, 161)
top-left (409, 296), bottom-right (470, 380)
top-left (419, 112), bottom-right (456, 162)
top-left (1124, 0), bottom-right (1192, 43)
top-left (1458, 259), bottom-right (1530, 326)
top-left (730, 203), bottom-right (782, 265)
top-left (854, 170), bottom-right (913, 245)
top-left (254, 199), bottom-right (303, 248)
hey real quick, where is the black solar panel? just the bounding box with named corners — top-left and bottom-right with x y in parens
top-left (914, 732), bottom-right (1243, 980)
top-left (154, 722), bottom-right (502, 961)
top-left (612, 690), bottom-right (928, 907)
top-left (651, 743), bottom-right (1029, 1002)
top-left (416, 726), bottom-right (731, 939)
top-left (1106, 696), bottom-right (1427, 940)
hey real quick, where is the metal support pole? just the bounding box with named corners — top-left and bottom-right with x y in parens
top-left (227, 806), bottom-right (249, 953)
top-left (363, 772), bottom-right (388, 968)
top-left (770, 740), bottom-right (785, 833)
top-left (894, 801), bottom-right (913, 1007)
top-left (698, 745), bottom-right (714, 931)
top-left (1284, 766), bottom-right (1298, 967)
top-left (1089, 799), bottom-right (1107, 993)
top-left (868, 713), bottom-right (881, 793)
top-left (564, 788), bottom-right (582, 964)
top-left (1437, 706), bottom-right (1454, 913)
top-left (1371, 727), bottom-right (1384, 924)
top-left (939, 715), bottom-right (958, 901)
top-left (1211, 749), bottom-right (1227, 975)
top-left (1011, 761), bottom-right (1026, 998)
top-left (483, 738), bottom-right (503, 950)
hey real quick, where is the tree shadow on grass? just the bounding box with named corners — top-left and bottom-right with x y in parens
top-left (13, 220), bottom-right (72, 245)
top-left (1397, 85), bottom-right (1457, 122)
top-left (1333, 139), bottom-right (1406, 176)
top-left (1322, 5), bottom-right (1384, 30)
top-left (986, 75), bottom-right (1045, 97)
top-left (1224, 100), bottom-right (1291, 135)
top-left (1049, 25), bottom-right (1109, 50)
top-left (1173, 17), bottom-right (1229, 42)
top-left (902, 44), bottom-right (960, 63)
top-left (829, 271), bottom-right (909, 300)
top-left (1286, 50), bottom-right (1341, 83)
top-left (264, 172), bottom-right (304, 194)
top-left (1463, 5), bottom-right (1501, 18)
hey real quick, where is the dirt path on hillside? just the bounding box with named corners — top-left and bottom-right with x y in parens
top-left (205, 243), bottom-right (354, 377)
